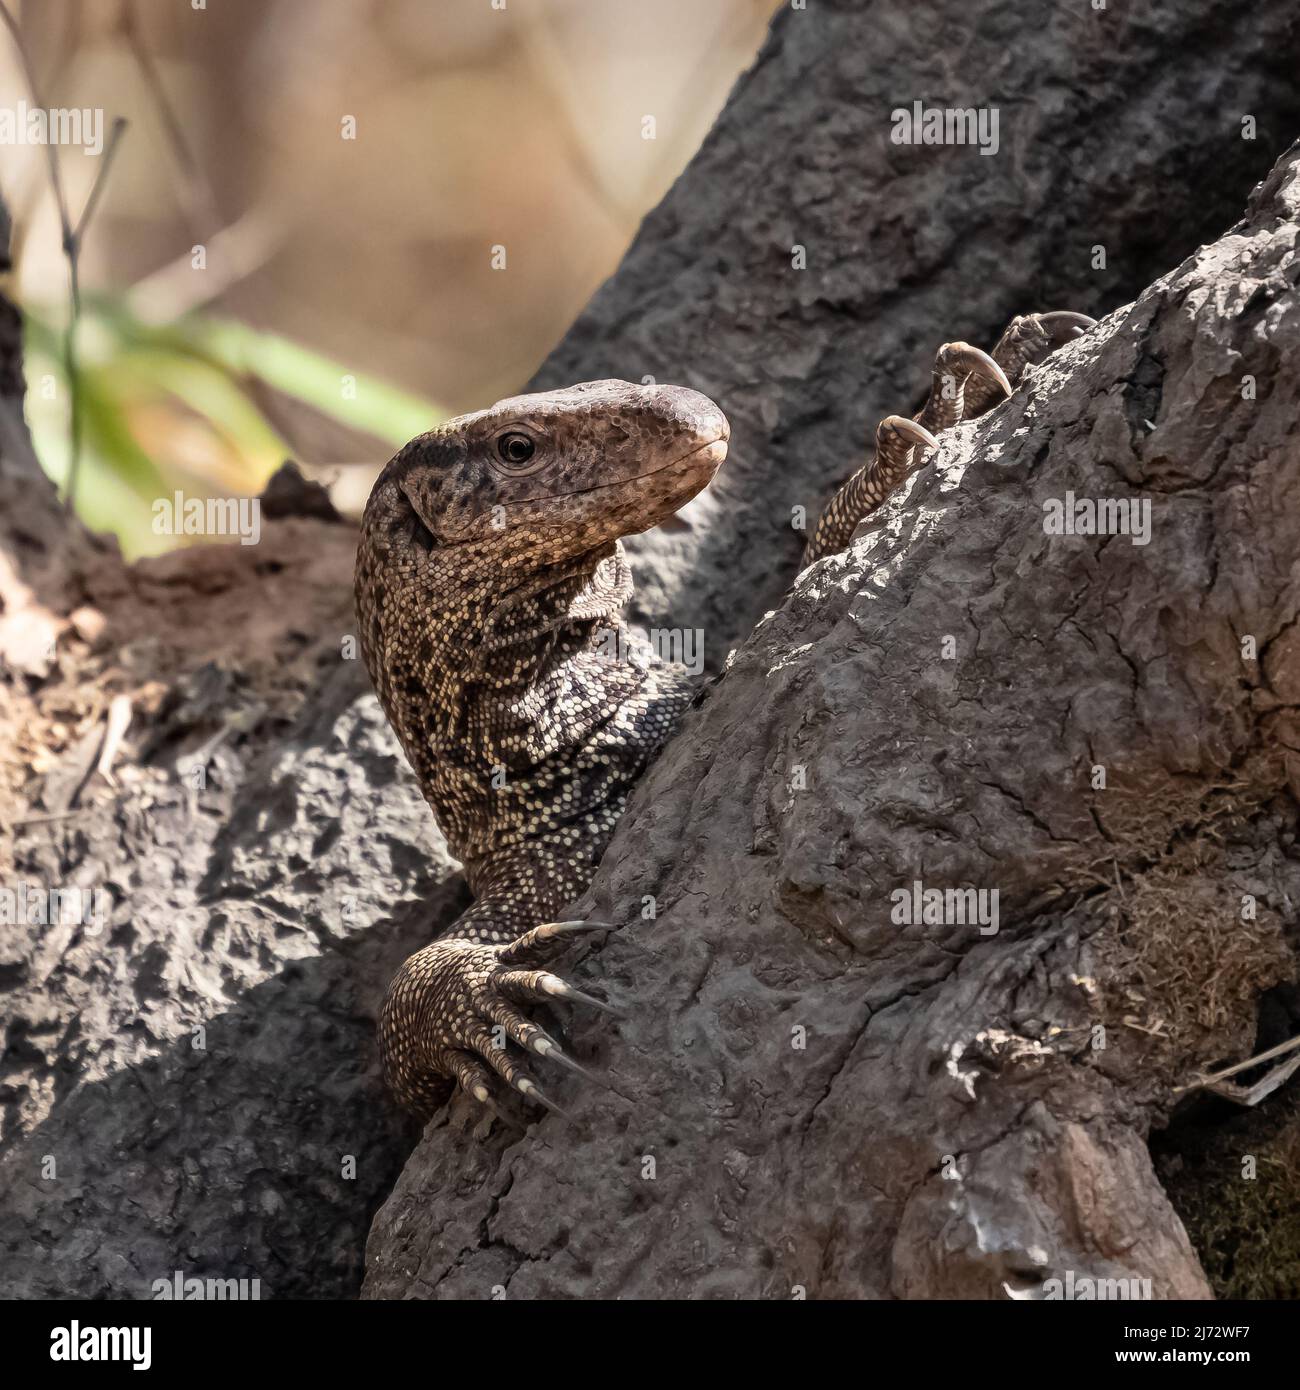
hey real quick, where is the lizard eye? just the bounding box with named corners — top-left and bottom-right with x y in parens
top-left (496, 432), bottom-right (536, 467)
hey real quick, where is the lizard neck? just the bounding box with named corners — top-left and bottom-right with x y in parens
top-left (467, 543), bottom-right (632, 683)
top-left (365, 534), bottom-right (664, 869)
top-left (426, 539), bottom-right (632, 697)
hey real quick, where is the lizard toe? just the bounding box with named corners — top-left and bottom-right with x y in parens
top-left (935, 342), bottom-right (1013, 399)
top-left (497, 918), bottom-right (616, 968)
top-left (461, 1028), bottom-right (575, 1123)
top-left (496, 967), bottom-right (623, 1016)
top-left (445, 1048), bottom-right (499, 1108)
top-left (479, 993), bottom-right (616, 1093)
top-left (990, 309), bottom-right (1095, 389)
top-left (460, 1020), bottom-right (575, 1120)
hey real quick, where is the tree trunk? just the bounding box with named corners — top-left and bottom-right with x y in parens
top-left (3, 0), bottom-right (1299, 1300)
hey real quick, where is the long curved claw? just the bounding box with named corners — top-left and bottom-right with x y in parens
top-left (535, 919), bottom-right (618, 941)
top-left (544, 979), bottom-right (623, 1017)
top-left (532, 1035), bottom-right (617, 1092)
top-left (961, 346), bottom-right (1012, 397)
top-left (461, 1019), bottom-right (575, 1119)
top-left (513, 1074), bottom-right (574, 1120)
top-left (477, 993), bottom-right (613, 1093)
top-left (939, 342), bottom-right (1012, 398)
top-left (496, 967), bottom-right (624, 1017)
top-left (878, 415), bottom-right (939, 452)
top-left (1035, 310), bottom-right (1097, 343)
top-left (497, 919), bottom-right (616, 967)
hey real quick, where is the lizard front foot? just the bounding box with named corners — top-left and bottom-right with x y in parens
top-left (379, 921), bottom-right (616, 1119)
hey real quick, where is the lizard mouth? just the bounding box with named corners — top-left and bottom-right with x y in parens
top-left (632, 430), bottom-right (728, 480)
top-left (682, 436), bottom-right (728, 468)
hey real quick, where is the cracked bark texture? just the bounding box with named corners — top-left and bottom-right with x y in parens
top-left (362, 146), bottom-right (1300, 1299)
top-left (3, 0), bottom-right (1300, 1301)
top-left (0, 505), bottom-right (464, 1297)
top-left (0, 234), bottom-right (461, 1293)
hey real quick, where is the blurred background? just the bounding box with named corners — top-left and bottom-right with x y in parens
top-left (0, 0), bottom-right (779, 555)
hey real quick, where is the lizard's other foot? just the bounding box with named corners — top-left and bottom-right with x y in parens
top-left (379, 923), bottom-right (617, 1120)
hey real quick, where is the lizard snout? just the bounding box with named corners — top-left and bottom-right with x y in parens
top-left (657, 385), bottom-right (729, 453)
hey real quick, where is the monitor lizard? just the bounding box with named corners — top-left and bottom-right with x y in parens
top-left (354, 312), bottom-right (1093, 1118)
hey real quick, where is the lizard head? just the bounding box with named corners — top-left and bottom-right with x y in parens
top-left (378, 379), bottom-right (729, 567)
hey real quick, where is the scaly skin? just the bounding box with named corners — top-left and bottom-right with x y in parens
top-left (355, 380), bottom-right (728, 1115)
top-left (356, 314), bottom-right (1093, 1119)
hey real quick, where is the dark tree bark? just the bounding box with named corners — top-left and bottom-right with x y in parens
top-left (2, 0), bottom-right (1299, 1300)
